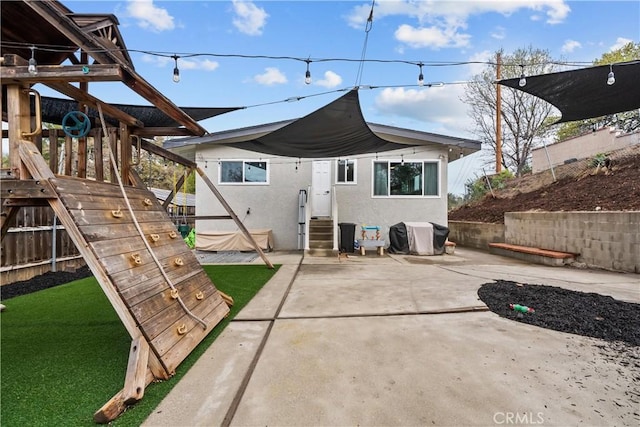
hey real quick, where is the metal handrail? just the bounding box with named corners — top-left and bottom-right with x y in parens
top-left (305, 185), bottom-right (312, 250)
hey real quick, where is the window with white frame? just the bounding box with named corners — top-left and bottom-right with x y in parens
top-left (373, 160), bottom-right (439, 196)
top-left (336, 159), bottom-right (356, 184)
top-left (219, 160), bottom-right (268, 184)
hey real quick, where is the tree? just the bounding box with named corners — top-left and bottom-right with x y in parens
top-left (462, 47), bottom-right (559, 176)
top-left (554, 42), bottom-right (640, 141)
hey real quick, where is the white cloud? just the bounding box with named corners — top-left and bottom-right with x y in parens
top-left (140, 54), bottom-right (219, 72)
top-left (254, 67), bottom-right (287, 85)
top-left (561, 39), bottom-right (582, 53)
top-left (315, 71), bottom-right (343, 88)
top-left (126, 0), bottom-right (174, 32)
top-left (232, 0), bottom-right (268, 36)
top-left (374, 86), bottom-right (472, 135)
top-left (347, 1), bottom-right (570, 50)
top-left (467, 50), bottom-right (493, 77)
top-left (490, 26), bottom-right (506, 40)
top-left (610, 37), bottom-right (633, 51)
top-left (395, 24), bottom-right (471, 49)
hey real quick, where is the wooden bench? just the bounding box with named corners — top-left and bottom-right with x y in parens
top-left (488, 243), bottom-right (578, 266)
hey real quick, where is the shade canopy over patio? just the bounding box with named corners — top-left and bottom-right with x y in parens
top-left (166, 88), bottom-right (481, 159)
top-left (498, 60), bottom-right (640, 123)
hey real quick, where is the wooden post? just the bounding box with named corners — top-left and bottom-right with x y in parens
top-left (6, 84), bottom-right (31, 179)
top-left (496, 52), bottom-right (502, 174)
top-left (94, 128), bottom-right (104, 182)
top-left (120, 122), bottom-right (131, 185)
top-left (48, 129), bottom-right (59, 173)
top-left (64, 134), bottom-right (73, 176)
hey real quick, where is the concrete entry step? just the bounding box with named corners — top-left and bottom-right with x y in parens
top-left (488, 242), bottom-right (578, 267)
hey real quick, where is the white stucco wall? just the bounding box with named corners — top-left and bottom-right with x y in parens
top-left (194, 145), bottom-right (449, 250)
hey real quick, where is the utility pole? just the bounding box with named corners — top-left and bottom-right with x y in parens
top-left (495, 52), bottom-right (502, 173)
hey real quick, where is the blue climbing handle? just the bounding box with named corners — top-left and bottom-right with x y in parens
top-left (62, 111), bottom-right (91, 138)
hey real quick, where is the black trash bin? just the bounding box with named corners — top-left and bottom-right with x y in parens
top-left (338, 222), bottom-right (356, 253)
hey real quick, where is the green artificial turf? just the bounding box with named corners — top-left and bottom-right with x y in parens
top-left (0, 264), bottom-right (279, 426)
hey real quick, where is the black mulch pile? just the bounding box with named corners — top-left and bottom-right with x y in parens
top-left (1, 266), bottom-right (93, 300)
top-left (478, 280), bottom-right (640, 347)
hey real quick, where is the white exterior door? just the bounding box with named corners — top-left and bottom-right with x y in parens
top-left (311, 160), bottom-right (332, 217)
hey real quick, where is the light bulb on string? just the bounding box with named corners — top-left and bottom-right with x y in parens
top-left (172, 55), bottom-right (180, 83)
top-left (417, 62), bottom-right (424, 86)
top-left (28, 46), bottom-right (38, 75)
top-left (607, 64), bottom-right (615, 85)
top-left (518, 65), bottom-right (526, 87)
top-left (304, 58), bottom-right (312, 85)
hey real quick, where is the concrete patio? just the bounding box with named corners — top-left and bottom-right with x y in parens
top-left (143, 247), bottom-right (640, 427)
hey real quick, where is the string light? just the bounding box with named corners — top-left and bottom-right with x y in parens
top-left (417, 62), bottom-right (424, 86)
top-left (304, 58), bottom-right (312, 85)
top-left (171, 54), bottom-right (180, 83)
top-left (607, 64), bottom-right (615, 85)
top-left (518, 65), bottom-right (526, 87)
top-left (28, 46), bottom-right (37, 75)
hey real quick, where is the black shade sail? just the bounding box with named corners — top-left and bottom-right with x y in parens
top-left (230, 89), bottom-right (411, 158)
top-left (32, 96), bottom-right (241, 127)
top-left (499, 60), bottom-right (640, 123)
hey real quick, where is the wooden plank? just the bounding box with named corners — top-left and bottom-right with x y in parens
top-left (1, 205), bottom-right (19, 240)
top-left (57, 193), bottom-right (162, 212)
top-left (77, 136), bottom-right (87, 178)
top-left (51, 176), bottom-right (157, 200)
top-left (93, 129), bottom-right (104, 182)
top-left (2, 199), bottom-right (50, 208)
top-left (80, 221), bottom-right (175, 242)
top-left (100, 243), bottom-right (194, 276)
top-left (1, 179), bottom-right (57, 198)
top-left (89, 227), bottom-right (187, 257)
top-left (139, 139), bottom-right (196, 168)
top-left (69, 209), bottom-right (170, 227)
top-left (0, 64), bottom-right (125, 83)
top-left (122, 337), bottom-right (150, 403)
top-left (109, 129), bottom-right (118, 184)
top-left (120, 123), bottom-right (131, 185)
top-left (48, 129), bottom-right (59, 173)
top-left (64, 134), bottom-right (73, 176)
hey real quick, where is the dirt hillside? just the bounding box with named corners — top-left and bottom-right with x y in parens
top-left (449, 144), bottom-right (640, 224)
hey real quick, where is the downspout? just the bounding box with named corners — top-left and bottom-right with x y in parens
top-left (331, 185), bottom-right (338, 252)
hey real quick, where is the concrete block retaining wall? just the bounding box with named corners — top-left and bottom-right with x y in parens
top-left (448, 212), bottom-right (640, 273)
top-left (448, 221), bottom-right (505, 251)
top-left (504, 211), bottom-right (639, 273)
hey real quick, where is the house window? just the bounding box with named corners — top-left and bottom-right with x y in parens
top-left (373, 160), bottom-right (439, 197)
top-left (336, 159), bottom-right (356, 184)
top-left (220, 160), bottom-right (268, 184)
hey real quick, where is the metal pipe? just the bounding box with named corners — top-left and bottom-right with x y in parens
top-left (51, 214), bottom-right (57, 272)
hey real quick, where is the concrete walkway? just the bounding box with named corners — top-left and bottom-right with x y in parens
top-left (143, 248), bottom-right (640, 427)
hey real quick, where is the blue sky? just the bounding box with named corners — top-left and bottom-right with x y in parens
top-left (41, 1), bottom-right (640, 193)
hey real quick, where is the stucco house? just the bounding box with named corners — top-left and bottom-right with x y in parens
top-left (166, 90), bottom-right (481, 252)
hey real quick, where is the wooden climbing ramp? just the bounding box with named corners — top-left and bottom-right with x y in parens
top-left (19, 140), bottom-right (230, 422)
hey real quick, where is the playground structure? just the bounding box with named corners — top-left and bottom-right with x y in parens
top-left (1, 1), bottom-right (272, 422)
